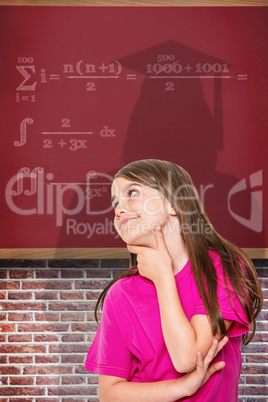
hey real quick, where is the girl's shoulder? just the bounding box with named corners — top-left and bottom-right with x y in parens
top-left (107, 273), bottom-right (140, 300)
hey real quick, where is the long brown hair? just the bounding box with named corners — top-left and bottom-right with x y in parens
top-left (95, 159), bottom-right (263, 345)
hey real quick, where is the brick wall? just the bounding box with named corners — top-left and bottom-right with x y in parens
top-left (0, 258), bottom-right (267, 401)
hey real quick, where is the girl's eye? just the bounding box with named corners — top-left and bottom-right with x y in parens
top-left (128, 189), bottom-right (137, 198)
top-left (113, 201), bottom-right (119, 209)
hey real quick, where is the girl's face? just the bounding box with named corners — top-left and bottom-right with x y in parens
top-left (111, 176), bottom-right (177, 247)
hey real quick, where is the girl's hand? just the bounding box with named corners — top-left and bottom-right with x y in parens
top-left (127, 226), bottom-right (173, 284)
top-left (181, 336), bottom-right (229, 397)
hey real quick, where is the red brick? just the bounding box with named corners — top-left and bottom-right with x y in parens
top-left (87, 376), bottom-right (98, 384)
top-left (255, 310), bottom-right (268, 320)
top-left (61, 334), bottom-right (85, 342)
top-left (101, 260), bottom-right (127, 269)
top-left (24, 365), bottom-right (72, 375)
top-left (74, 365), bottom-right (86, 374)
top-left (22, 281), bottom-right (71, 290)
top-left (62, 376), bottom-right (86, 385)
top-left (0, 281), bottom-right (20, 290)
top-left (0, 270), bottom-right (7, 279)
top-left (251, 332), bottom-right (268, 342)
top-left (36, 399), bottom-right (58, 402)
top-left (1, 302), bottom-right (46, 311)
top-left (245, 376), bottom-right (268, 385)
top-left (8, 312), bottom-right (33, 321)
top-left (86, 312), bottom-right (97, 321)
top-left (48, 302), bottom-right (94, 311)
top-left (34, 312), bottom-right (60, 321)
top-left (245, 355), bottom-right (268, 364)
top-left (36, 376), bottom-right (60, 385)
top-left (61, 354), bottom-right (85, 364)
top-left (9, 270), bottom-right (34, 279)
top-left (10, 376), bottom-right (34, 385)
top-left (87, 333), bottom-right (96, 342)
top-left (61, 269), bottom-right (84, 278)
top-left (242, 344), bottom-right (267, 354)
top-left (34, 334), bottom-right (59, 342)
top-left (0, 355), bottom-right (7, 363)
top-left (256, 321), bottom-right (268, 331)
top-left (0, 387), bottom-right (46, 396)
top-left (86, 291), bottom-right (102, 300)
top-left (47, 386), bottom-right (97, 396)
top-left (0, 366), bottom-right (21, 375)
top-left (75, 279), bottom-right (110, 289)
top-left (241, 366), bottom-right (268, 374)
top-left (0, 323), bottom-right (15, 332)
top-left (238, 386), bottom-right (268, 396)
top-left (8, 291), bottom-right (33, 300)
top-left (18, 323), bottom-right (69, 332)
top-left (35, 291), bottom-right (59, 300)
top-left (71, 323), bottom-right (98, 332)
top-left (10, 355), bottom-right (33, 364)
top-left (8, 399), bottom-right (33, 402)
top-left (62, 399), bottom-right (87, 402)
top-left (35, 270), bottom-right (59, 279)
top-left (0, 260), bottom-right (43, 268)
top-left (0, 344), bottom-right (46, 354)
top-left (8, 334), bottom-right (32, 342)
top-left (86, 269), bottom-right (111, 278)
top-left (0, 377), bottom-right (8, 385)
top-left (60, 291), bottom-right (84, 300)
top-left (0, 335), bottom-right (6, 342)
top-left (0, 291), bottom-right (6, 299)
top-left (0, 313), bottom-right (7, 320)
top-left (49, 344), bottom-right (89, 353)
top-left (61, 312), bottom-right (85, 322)
top-left (35, 355), bottom-right (59, 364)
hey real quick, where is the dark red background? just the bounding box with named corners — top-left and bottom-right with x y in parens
top-left (0, 6), bottom-right (267, 249)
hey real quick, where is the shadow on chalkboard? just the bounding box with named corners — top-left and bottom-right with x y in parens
top-left (55, 40), bottom-right (264, 254)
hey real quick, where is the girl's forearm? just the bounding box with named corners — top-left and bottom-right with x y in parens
top-left (99, 337), bottom-right (228, 402)
top-left (155, 274), bottom-right (208, 373)
top-left (99, 376), bottom-right (190, 402)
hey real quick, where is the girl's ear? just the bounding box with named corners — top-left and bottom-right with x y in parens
top-left (167, 202), bottom-right (177, 216)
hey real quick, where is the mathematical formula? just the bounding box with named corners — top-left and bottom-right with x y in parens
top-left (15, 54), bottom-right (247, 102)
top-left (14, 118), bottom-right (116, 150)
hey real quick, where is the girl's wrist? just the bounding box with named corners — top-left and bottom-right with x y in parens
top-left (154, 268), bottom-right (175, 289)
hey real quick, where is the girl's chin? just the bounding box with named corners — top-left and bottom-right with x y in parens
top-left (123, 233), bottom-right (156, 248)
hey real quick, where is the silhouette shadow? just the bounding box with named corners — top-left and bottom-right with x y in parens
top-left (56, 40), bottom-right (264, 255)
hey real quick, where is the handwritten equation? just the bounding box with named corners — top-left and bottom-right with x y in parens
top-left (14, 118), bottom-right (116, 150)
top-left (15, 54), bottom-right (247, 102)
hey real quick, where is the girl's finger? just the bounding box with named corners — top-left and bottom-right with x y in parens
top-left (206, 361), bottom-right (225, 378)
top-left (203, 339), bottom-right (219, 366)
top-left (214, 336), bottom-right (228, 356)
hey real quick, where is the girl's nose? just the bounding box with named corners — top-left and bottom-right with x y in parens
top-left (114, 200), bottom-right (126, 217)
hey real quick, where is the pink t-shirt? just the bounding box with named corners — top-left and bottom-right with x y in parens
top-left (85, 251), bottom-right (249, 401)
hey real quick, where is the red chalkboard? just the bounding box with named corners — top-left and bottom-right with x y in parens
top-left (0, 6), bottom-right (267, 254)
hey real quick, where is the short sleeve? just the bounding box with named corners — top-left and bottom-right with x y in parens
top-left (193, 253), bottom-right (250, 337)
top-left (84, 290), bottom-right (136, 380)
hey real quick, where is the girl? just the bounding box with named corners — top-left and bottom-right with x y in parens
top-left (85, 159), bottom-right (263, 401)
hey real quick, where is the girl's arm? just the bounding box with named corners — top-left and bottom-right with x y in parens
top-left (154, 270), bottom-right (232, 373)
top-left (99, 337), bottom-right (228, 402)
top-left (128, 229), bottom-right (232, 373)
